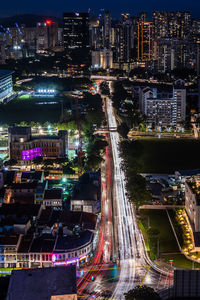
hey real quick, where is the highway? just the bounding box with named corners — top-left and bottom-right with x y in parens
top-left (105, 88), bottom-right (172, 298)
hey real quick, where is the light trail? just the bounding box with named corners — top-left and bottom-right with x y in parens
top-left (106, 87), bottom-right (173, 298)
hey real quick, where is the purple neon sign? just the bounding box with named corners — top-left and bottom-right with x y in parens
top-left (22, 147), bottom-right (43, 161)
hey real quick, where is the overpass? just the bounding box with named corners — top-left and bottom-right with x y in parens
top-left (94, 127), bottom-right (117, 134)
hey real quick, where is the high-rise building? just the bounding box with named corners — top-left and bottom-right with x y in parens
top-left (36, 20), bottom-right (58, 53)
top-left (152, 11), bottom-right (191, 40)
top-left (104, 11), bottom-right (111, 48)
top-left (91, 49), bottom-right (113, 69)
top-left (139, 12), bottom-right (148, 22)
top-left (0, 70), bottom-right (14, 102)
top-left (139, 80), bottom-right (186, 126)
top-left (137, 21), bottom-right (152, 62)
top-left (153, 38), bottom-right (196, 72)
top-left (63, 12), bottom-right (90, 64)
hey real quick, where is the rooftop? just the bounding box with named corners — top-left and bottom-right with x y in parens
top-left (0, 203), bottom-right (41, 217)
top-left (8, 127), bottom-right (31, 135)
top-left (44, 189), bottom-right (62, 200)
top-left (0, 233), bottom-right (20, 246)
top-left (21, 171), bottom-right (43, 182)
top-left (7, 266), bottom-right (77, 300)
top-left (177, 169), bottom-right (200, 177)
top-left (0, 69), bottom-right (14, 79)
top-left (54, 230), bottom-right (93, 252)
top-left (17, 235), bottom-right (33, 253)
top-left (10, 181), bottom-right (38, 190)
top-left (29, 234), bottom-right (55, 253)
top-left (187, 181), bottom-right (200, 205)
top-left (72, 183), bottom-right (100, 201)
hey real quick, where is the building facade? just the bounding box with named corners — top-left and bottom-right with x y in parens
top-left (185, 180), bottom-right (200, 232)
top-left (137, 21), bottom-right (152, 62)
top-left (139, 80), bottom-right (186, 126)
top-left (8, 127), bottom-right (68, 164)
top-left (63, 12), bottom-right (90, 65)
top-left (0, 70), bottom-right (14, 102)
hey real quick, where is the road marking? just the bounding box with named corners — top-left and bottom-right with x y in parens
top-left (140, 266), bottom-right (151, 287)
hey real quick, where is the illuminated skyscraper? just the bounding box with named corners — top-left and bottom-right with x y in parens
top-left (104, 11), bottom-right (111, 48)
top-left (137, 21), bottom-right (152, 62)
top-left (63, 12), bottom-right (90, 64)
top-left (152, 11), bottom-right (191, 40)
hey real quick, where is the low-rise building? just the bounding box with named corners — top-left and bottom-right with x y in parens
top-left (0, 234), bottom-right (21, 268)
top-left (34, 181), bottom-right (48, 204)
top-left (43, 189), bottom-right (63, 208)
top-left (5, 182), bottom-right (38, 204)
top-left (71, 171), bottom-right (101, 213)
top-left (0, 203), bottom-right (42, 234)
top-left (8, 127), bottom-right (68, 165)
top-left (6, 266), bottom-right (77, 300)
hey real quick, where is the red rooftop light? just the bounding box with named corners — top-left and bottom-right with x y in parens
top-left (46, 20), bottom-right (52, 25)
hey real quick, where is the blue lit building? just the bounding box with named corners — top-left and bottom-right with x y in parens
top-left (0, 70), bottom-right (14, 102)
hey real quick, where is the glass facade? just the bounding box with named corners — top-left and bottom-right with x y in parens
top-left (0, 72), bottom-right (13, 102)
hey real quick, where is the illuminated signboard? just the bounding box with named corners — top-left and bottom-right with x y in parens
top-left (22, 148), bottom-right (43, 161)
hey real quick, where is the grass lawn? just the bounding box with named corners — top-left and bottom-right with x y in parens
top-left (162, 254), bottom-right (200, 269)
top-left (0, 96), bottom-right (71, 124)
top-left (139, 210), bottom-right (179, 255)
top-left (18, 94), bottom-right (31, 100)
top-left (123, 138), bottom-right (200, 174)
top-left (139, 209), bottom-right (200, 269)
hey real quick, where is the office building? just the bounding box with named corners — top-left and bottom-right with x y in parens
top-left (104, 11), bottom-right (111, 48)
top-left (139, 80), bottom-right (186, 126)
top-left (137, 21), bottom-right (152, 62)
top-left (8, 127), bottom-right (68, 164)
top-left (36, 20), bottom-right (58, 53)
top-left (91, 49), bottom-right (113, 69)
top-left (0, 70), bottom-right (14, 102)
top-left (89, 17), bottom-right (103, 50)
top-left (63, 12), bottom-right (90, 65)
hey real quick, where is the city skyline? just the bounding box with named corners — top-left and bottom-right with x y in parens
top-left (1, 0), bottom-right (200, 19)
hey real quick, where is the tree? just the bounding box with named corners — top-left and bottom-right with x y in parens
top-left (125, 286), bottom-right (161, 300)
top-left (86, 154), bottom-right (104, 171)
top-left (54, 157), bottom-right (68, 166)
top-left (43, 159), bottom-right (54, 167)
top-left (33, 156), bottom-right (43, 165)
top-left (147, 228), bottom-right (160, 237)
top-left (100, 81), bottom-right (110, 96)
top-left (117, 122), bottom-right (130, 138)
top-left (4, 159), bottom-right (17, 167)
top-left (126, 173), bottom-right (151, 208)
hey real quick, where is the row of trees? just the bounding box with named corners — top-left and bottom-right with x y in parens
top-left (120, 140), bottom-right (151, 208)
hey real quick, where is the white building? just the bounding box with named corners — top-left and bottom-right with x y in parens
top-left (185, 180), bottom-right (200, 233)
top-left (139, 79), bottom-right (186, 126)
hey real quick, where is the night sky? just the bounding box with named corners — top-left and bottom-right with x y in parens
top-left (0, 0), bottom-right (200, 18)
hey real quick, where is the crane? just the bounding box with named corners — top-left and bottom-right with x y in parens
top-left (15, 23), bottom-right (22, 35)
top-left (0, 25), bottom-right (12, 37)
